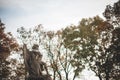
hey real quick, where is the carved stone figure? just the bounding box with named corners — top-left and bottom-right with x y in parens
top-left (23, 44), bottom-right (51, 80)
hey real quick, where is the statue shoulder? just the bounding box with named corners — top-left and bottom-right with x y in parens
top-left (32, 50), bottom-right (41, 54)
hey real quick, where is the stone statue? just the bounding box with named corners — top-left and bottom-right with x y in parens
top-left (23, 44), bottom-right (51, 80)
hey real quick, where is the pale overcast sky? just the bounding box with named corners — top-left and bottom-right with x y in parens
top-left (0, 0), bottom-right (118, 34)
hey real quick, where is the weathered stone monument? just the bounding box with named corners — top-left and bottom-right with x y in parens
top-left (23, 44), bottom-right (52, 80)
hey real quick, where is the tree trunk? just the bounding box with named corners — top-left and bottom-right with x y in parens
top-left (65, 73), bottom-right (69, 80)
top-left (57, 71), bottom-right (62, 80)
top-left (72, 74), bottom-right (76, 80)
top-left (53, 71), bottom-right (56, 80)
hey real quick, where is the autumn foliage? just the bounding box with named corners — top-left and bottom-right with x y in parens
top-left (0, 20), bottom-right (18, 59)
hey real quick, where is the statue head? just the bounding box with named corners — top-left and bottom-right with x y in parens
top-left (32, 44), bottom-right (39, 50)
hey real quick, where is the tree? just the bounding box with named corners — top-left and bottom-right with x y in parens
top-left (44, 30), bottom-right (77, 80)
top-left (62, 25), bottom-right (85, 80)
top-left (62, 16), bottom-right (102, 79)
top-left (7, 56), bottom-right (25, 80)
top-left (102, 0), bottom-right (120, 79)
top-left (103, 0), bottom-right (120, 26)
top-left (91, 20), bottom-right (113, 80)
top-left (0, 20), bottom-right (18, 79)
top-left (62, 16), bottom-right (114, 80)
top-left (74, 1), bottom-right (120, 79)
top-left (102, 28), bottom-right (120, 80)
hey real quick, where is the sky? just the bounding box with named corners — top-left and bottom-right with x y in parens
top-left (0, 0), bottom-right (118, 35)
